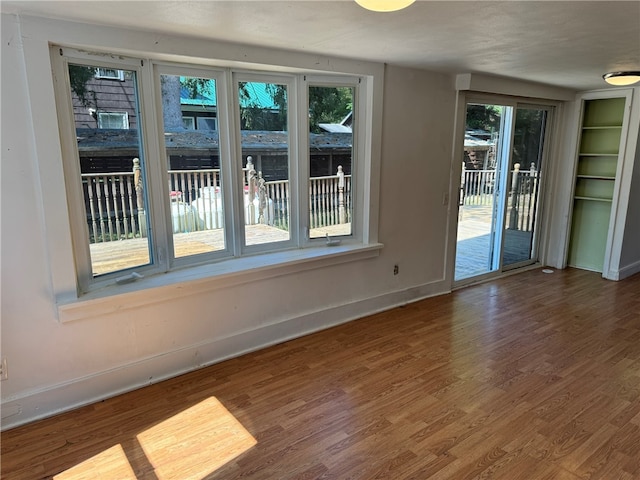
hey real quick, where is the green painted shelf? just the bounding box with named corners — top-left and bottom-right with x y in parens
top-left (568, 97), bottom-right (625, 273)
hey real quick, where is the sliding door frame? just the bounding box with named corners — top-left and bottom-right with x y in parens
top-left (447, 91), bottom-right (557, 289)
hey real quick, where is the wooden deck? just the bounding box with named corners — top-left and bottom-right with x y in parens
top-left (456, 204), bottom-right (535, 280)
top-left (2, 268), bottom-right (640, 479)
top-left (90, 224), bottom-right (350, 276)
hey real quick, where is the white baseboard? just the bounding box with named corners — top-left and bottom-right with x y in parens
top-left (615, 259), bottom-right (640, 280)
top-left (1, 279), bottom-right (449, 430)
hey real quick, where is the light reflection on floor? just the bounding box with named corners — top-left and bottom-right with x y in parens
top-left (54, 397), bottom-right (256, 480)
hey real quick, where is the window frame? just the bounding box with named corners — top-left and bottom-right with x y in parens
top-left (51, 46), bottom-right (377, 300)
top-left (232, 71), bottom-right (299, 255)
top-left (304, 75), bottom-right (363, 244)
top-left (153, 63), bottom-right (234, 270)
top-left (52, 48), bottom-right (169, 294)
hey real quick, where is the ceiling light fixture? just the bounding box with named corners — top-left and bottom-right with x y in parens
top-left (603, 71), bottom-right (640, 86)
top-left (355, 0), bottom-right (416, 12)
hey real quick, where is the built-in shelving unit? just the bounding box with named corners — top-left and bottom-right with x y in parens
top-left (568, 97), bottom-right (625, 272)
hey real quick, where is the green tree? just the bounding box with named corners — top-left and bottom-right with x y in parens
top-left (466, 104), bottom-right (501, 133)
top-left (309, 86), bottom-right (353, 133)
top-left (68, 65), bottom-right (97, 107)
top-left (512, 108), bottom-right (546, 169)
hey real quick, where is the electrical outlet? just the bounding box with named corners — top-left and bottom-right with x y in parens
top-left (393, 264), bottom-right (399, 275)
top-left (1, 358), bottom-right (7, 381)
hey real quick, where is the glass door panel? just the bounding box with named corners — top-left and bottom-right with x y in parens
top-left (455, 102), bottom-right (549, 283)
top-left (455, 103), bottom-right (512, 281)
top-left (503, 108), bottom-right (547, 268)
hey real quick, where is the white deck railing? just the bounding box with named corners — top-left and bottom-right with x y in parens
top-left (81, 159), bottom-right (352, 243)
top-left (460, 163), bottom-right (540, 232)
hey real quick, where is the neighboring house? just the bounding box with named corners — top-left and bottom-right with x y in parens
top-left (72, 72), bottom-right (351, 179)
top-left (72, 67), bottom-right (138, 130)
top-left (72, 73), bottom-right (280, 132)
top-left (180, 84), bottom-right (217, 131)
top-left (464, 129), bottom-right (495, 170)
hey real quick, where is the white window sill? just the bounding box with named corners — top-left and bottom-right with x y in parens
top-left (57, 242), bottom-right (383, 323)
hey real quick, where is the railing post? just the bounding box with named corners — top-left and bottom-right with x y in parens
top-left (527, 162), bottom-right (537, 231)
top-left (133, 157), bottom-right (147, 237)
top-left (460, 162), bottom-right (466, 206)
top-left (337, 165), bottom-right (346, 224)
top-left (257, 172), bottom-right (267, 224)
top-left (246, 156), bottom-right (256, 225)
top-left (508, 163), bottom-right (521, 230)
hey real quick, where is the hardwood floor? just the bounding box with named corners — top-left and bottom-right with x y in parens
top-left (2, 267), bottom-right (640, 479)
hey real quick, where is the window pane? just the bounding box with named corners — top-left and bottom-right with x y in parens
top-left (503, 108), bottom-right (547, 267)
top-left (308, 86), bottom-right (354, 238)
top-left (238, 81), bottom-right (290, 246)
top-left (97, 112), bottom-right (128, 129)
top-left (68, 62), bottom-right (152, 277)
top-left (160, 74), bottom-right (225, 259)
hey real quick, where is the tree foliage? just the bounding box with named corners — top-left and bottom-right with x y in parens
top-left (68, 65), bottom-right (97, 107)
top-left (466, 104), bottom-right (501, 133)
top-left (512, 108), bottom-right (546, 168)
top-left (309, 86), bottom-right (353, 133)
top-left (465, 104), bottom-right (547, 169)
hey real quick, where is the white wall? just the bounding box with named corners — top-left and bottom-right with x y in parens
top-left (620, 125), bottom-right (640, 277)
top-left (1, 14), bottom-right (457, 429)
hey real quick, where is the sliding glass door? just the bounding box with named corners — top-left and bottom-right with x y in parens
top-left (455, 101), bottom-right (549, 283)
top-left (502, 108), bottom-right (547, 268)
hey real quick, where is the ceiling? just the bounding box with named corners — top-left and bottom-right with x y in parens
top-left (3, 0), bottom-right (639, 91)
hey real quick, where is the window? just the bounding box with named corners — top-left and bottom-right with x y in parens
top-left (196, 117), bottom-right (217, 131)
top-left (308, 84), bottom-right (355, 238)
top-left (95, 67), bottom-right (125, 81)
top-left (97, 111), bottom-right (129, 129)
top-left (159, 69), bottom-right (227, 262)
top-left (236, 76), bottom-right (292, 247)
top-left (56, 57), bottom-right (152, 291)
top-left (182, 116), bottom-right (195, 130)
top-left (53, 47), bottom-right (372, 295)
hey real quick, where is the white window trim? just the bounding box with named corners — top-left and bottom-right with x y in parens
top-left (233, 71), bottom-right (299, 255)
top-left (58, 243), bottom-right (382, 322)
top-left (48, 44), bottom-right (382, 313)
top-left (303, 76), bottom-right (363, 245)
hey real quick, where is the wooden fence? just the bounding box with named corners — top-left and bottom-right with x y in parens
top-left (460, 162), bottom-right (540, 232)
top-left (81, 157), bottom-right (351, 243)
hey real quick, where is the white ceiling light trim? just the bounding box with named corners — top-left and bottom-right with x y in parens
top-left (355, 0), bottom-right (416, 12)
top-left (603, 71), bottom-right (640, 86)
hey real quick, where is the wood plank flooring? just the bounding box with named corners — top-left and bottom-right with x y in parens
top-left (2, 267), bottom-right (640, 479)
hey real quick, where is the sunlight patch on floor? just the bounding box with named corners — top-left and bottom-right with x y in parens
top-left (54, 444), bottom-right (137, 479)
top-left (54, 397), bottom-right (256, 479)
